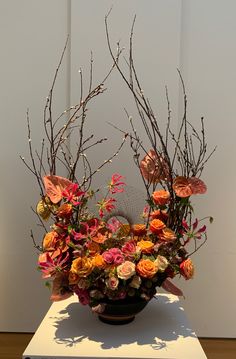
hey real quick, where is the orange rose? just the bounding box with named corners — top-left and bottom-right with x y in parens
top-left (152, 190), bottom-right (170, 206)
top-left (71, 257), bottom-right (94, 277)
top-left (87, 241), bottom-right (100, 255)
top-left (56, 203), bottom-right (72, 218)
top-left (136, 259), bottom-right (158, 278)
top-left (43, 231), bottom-right (58, 251)
top-left (149, 219), bottom-right (166, 234)
top-left (131, 224), bottom-right (147, 236)
top-left (150, 209), bottom-right (168, 222)
top-left (92, 232), bottom-right (108, 244)
top-left (68, 271), bottom-right (80, 285)
top-left (180, 258), bottom-right (194, 279)
top-left (159, 227), bottom-right (176, 242)
top-left (137, 239), bottom-right (154, 253)
top-left (92, 254), bottom-right (107, 269)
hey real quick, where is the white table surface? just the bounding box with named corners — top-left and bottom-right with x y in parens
top-left (22, 293), bottom-right (207, 359)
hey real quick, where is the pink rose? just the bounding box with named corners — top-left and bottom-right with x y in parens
top-left (122, 240), bottom-right (138, 259)
top-left (102, 248), bottom-right (124, 265)
top-left (102, 250), bottom-right (114, 264)
top-left (113, 253), bottom-right (124, 265)
top-left (117, 261), bottom-right (136, 280)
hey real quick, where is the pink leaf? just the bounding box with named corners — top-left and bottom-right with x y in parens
top-left (43, 175), bottom-right (73, 204)
top-left (161, 279), bottom-right (184, 297)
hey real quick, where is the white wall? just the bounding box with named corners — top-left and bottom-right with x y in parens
top-left (0, 0), bottom-right (236, 337)
top-left (0, 0), bottom-right (70, 331)
top-left (178, 0), bottom-right (236, 337)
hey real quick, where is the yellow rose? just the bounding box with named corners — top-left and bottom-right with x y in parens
top-left (71, 257), bottom-right (94, 277)
top-left (137, 239), bottom-right (154, 254)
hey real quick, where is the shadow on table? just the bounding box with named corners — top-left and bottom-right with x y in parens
top-left (52, 295), bottom-right (195, 350)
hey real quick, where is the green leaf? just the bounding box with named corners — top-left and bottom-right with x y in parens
top-left (45, 281), bottom-right (51, 289)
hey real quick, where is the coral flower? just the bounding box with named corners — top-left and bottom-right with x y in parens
top-left (149, 219), bottom-right (166, 234)
top-left (108, 173), bottom-right (125, 194)
top-left (97, 197), bottom-right (116, 218)
top-left (62, 183), bottom-right (85, 206)
top-left (131, 224), bottom-right (147, 236)
top-left (173, 176), bottom-right (207, 198)
top-left (38, 251), bottom-right (69, 279)
top-left (152, 190), bottom-right (170, 206)
top-left (136, 259), bottom-right (158, 278)
top-left (180, 258), bottom-right (194, 280)
top-left (140, 149), bottom-right (170, 183)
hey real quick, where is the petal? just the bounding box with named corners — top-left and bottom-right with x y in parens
top-left (189, 177), bottom-right (207, 195)
top-left (173, 176), bottom-right (192, 198)
top-left (161, 279), bottom-right (184, 296)
top-left (43, 175), bottom-right (73, 204)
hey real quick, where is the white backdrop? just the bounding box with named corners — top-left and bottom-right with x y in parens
top-left (0, 0), bottom-right (235, 337)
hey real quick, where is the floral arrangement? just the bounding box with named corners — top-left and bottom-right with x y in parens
top-left (21, 17), bottom-right (215, 313)
top-left (36, 169), bottom-right (208, 311)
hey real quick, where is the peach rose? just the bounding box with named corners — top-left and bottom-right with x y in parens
top-left (71, 257), bottom-right (94, 277)
top-left (159, 227), bottom-right (176, 242)
top-left (137, 239), bottom-right (154, 254)
top-left (180, 258), bottom-right (194, 279)
top-left (155, 255), bottom-right (169, 271)
top-left (149, 219), bottom-right (166, 234)
top-left (152, 190), bottom-right (170, 206)
top-left (136, 259), bottom-right (158, 278)
top-left (117, 261), bottom-right (136, 280)
top-left (106, 276), bottom-right (119, 290)
top-left (129, 275), bottom-right (142, 289)
top-left (131, 224), bottom-right (147, 236)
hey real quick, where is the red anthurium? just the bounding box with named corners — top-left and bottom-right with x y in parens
top-left (173, 176), bottom-right (207, 198)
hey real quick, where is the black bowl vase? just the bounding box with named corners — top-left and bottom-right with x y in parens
top-left (97, 297), bottom-right (149, 325)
